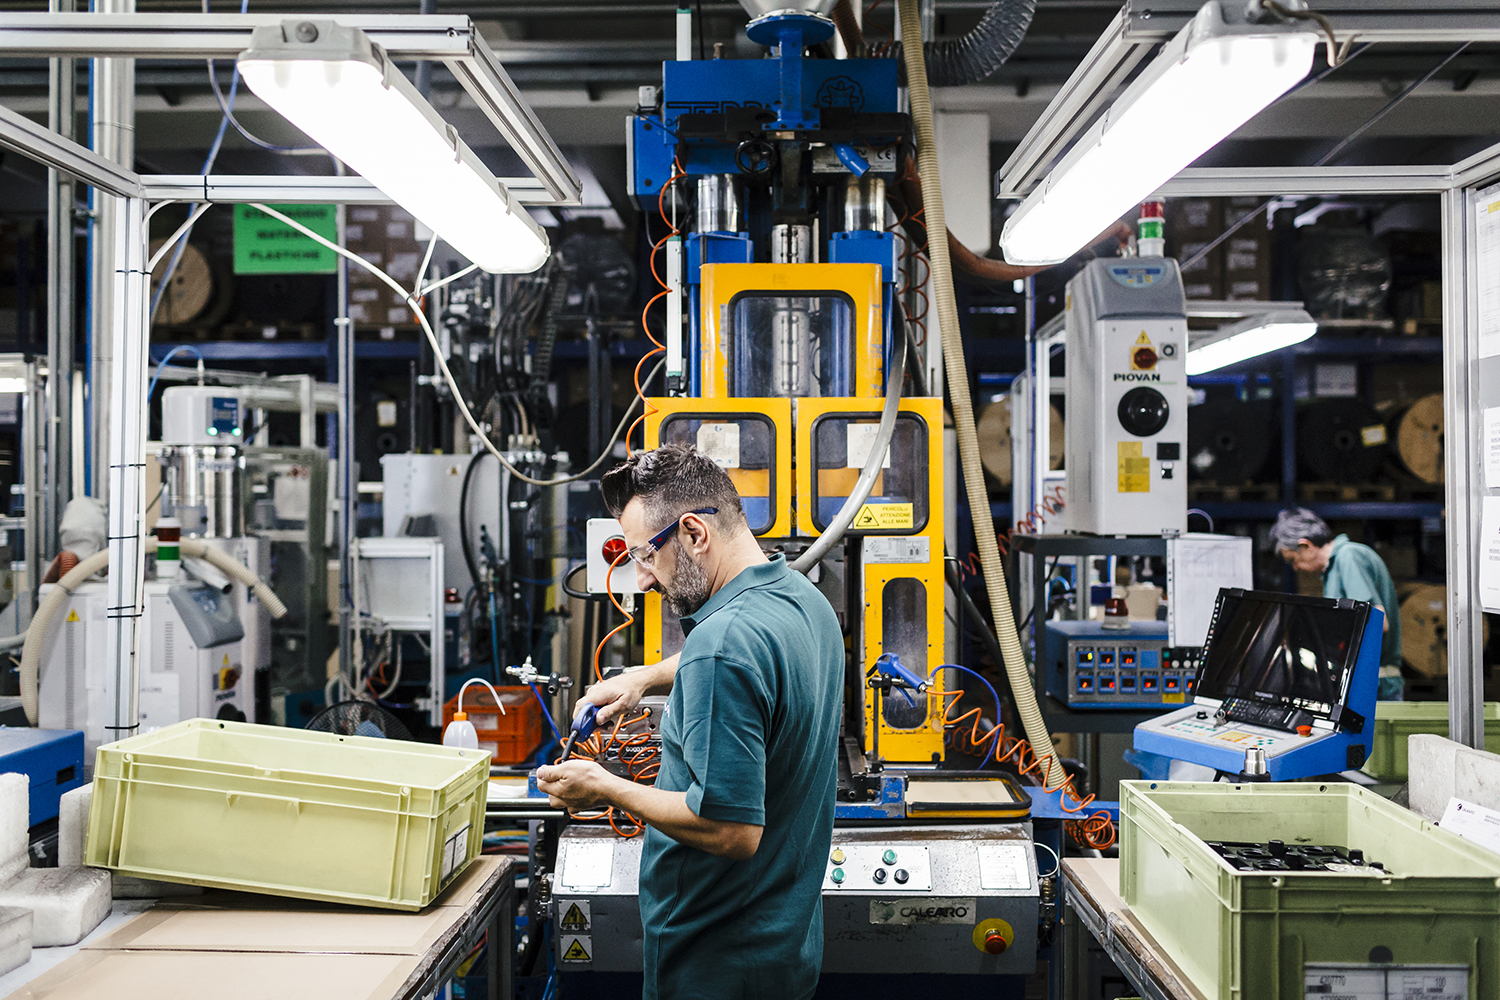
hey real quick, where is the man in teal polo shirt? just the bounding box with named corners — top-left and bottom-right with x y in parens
top-left (1271, 507), bottom-right (1404, 700)
top-left (536, 444), bottom-right (844, 999)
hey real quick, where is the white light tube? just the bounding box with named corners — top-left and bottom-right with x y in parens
top-left (1186, 309), bottom-right (1317, 374)
top-left (1001, 1), bottom-right (1316, 266)
top-left (238, 21), bottom-right (549, 274)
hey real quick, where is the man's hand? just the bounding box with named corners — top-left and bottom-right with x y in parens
top-left (575, 653), bottom-right (680, 726)
top-left (536, 758), bottom-right (621, 811)
top-left (575, 672), bottom-right (647, 728)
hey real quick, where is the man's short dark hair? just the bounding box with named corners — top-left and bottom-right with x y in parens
top-left (601, 443), bottom-right (747, 539)
top-left (1270, 506), bottom-right (1334, 550)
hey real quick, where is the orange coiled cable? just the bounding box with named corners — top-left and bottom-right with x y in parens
top-left (934, 685), bottom-right (1116, 850)
top-left (628, 157), bottom-right (686, 454)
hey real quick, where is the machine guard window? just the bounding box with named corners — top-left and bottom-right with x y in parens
top-left (880, 577), bottom-right (929, 731)
top-left (725, 291), bottom-right (856, 398)
top-left (810, 412), bottom-right (930, 534)
top-left (658, 413), bottom-right (777, 535)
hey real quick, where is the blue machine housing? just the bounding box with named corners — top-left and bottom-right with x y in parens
top-left (629, 58), bottom-right (900, 201)
top-left (0, 728), bottom-right (86, 825)
top-left (1133, 604), bottom-right (1383, 780)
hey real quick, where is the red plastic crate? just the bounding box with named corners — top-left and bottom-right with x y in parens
top-left (442, 686), bottom-right (544, 764)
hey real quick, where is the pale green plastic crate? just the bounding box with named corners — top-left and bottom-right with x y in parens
top-left (1363, 701), bottom-right (1500, 782)
top-left (1120, 781), bottom-right (1500, 1000)
top-left (85, 719), bottom-right (490, 911)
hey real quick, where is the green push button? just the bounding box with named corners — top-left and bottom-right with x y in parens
top-left (831, 868), bottom-right (845, 884)
top-left (882, 849), bottom-right (897, 865)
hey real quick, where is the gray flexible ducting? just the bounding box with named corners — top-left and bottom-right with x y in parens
top-left (878, 0), bottom-right (1036, 87)
top-left (898, 0), bottom-right (1065, 788)
top-left (20, 537), bottom-right (288, 725)
top-left (789, 316), bottom-right (906, 574)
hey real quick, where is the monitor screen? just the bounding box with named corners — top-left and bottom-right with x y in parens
top-left (1195, 590), bottom-right (1367, 717)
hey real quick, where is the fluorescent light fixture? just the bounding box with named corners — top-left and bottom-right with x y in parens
top-left (1186, 309), bottom-right (1317, 374)
top-left (1000, 1), bottom-right (1316, 266)
top-left (238, 21), bottom-right (549, 274)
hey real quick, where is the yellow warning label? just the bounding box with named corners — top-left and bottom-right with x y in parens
top-left (1162, 693), bottom-right (1186, 705)
top-left (561, 937), bottom-right (592, 963)
top-left (222, 653), bottom-right (231, 666)
top-left (853, 503), bottom-right (914, 531)
top-left (1135, 331), bottom-right (1152, 345)
top-left (1117, 442), bottom-right (1150, 493)
top-left (560, 903), bottom-right (589, 932)
top-left (65, 609), bottom-right (80, 623)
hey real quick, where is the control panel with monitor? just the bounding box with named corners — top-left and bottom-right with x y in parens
top-left (1133, 588), bottom-right (1382, 780)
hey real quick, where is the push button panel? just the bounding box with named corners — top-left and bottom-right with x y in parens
top-left (823, 845), bottom-right (932, 891)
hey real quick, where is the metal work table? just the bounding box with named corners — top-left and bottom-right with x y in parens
top-left (0, 857), bottom-right (515, 1000)
top-left (1060, 857), bottom-right (1204, 1000)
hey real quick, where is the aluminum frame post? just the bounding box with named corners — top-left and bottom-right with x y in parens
top-left (104, 193), bottom-right (148, 741)
top-left (46, 0), bottom-right (76, 564)
top-left (336, 200), bottom-right (354, 684)
top-left (21, 360), bottom-right (41, 623)
top-left (1443, 184), bottom-right (1485, 749)
top-left (88, 0), bottom-right (135, 505)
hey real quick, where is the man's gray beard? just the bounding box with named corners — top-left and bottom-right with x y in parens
top-left (664, 541), bottom-right (711, 618)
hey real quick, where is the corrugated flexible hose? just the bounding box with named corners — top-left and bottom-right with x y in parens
top-left (880, 0), bottom-right (1037, 87)
top-left (896, 0), bottom-right (1064, 788)
top-left (20, 537), bottom-right (288, 725)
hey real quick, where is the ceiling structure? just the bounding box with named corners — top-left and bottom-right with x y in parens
top-left (0, 0), bottom-right (1494, 224)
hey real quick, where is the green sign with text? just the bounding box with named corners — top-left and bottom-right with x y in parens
top-left (233, 203), bottom-right (338, 274)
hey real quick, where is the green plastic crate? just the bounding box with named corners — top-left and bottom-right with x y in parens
top-left (1120, 780), bottom-right (1500, 1000)
top-left (85, 719), bottom-right (490, 911)
top-left (1363, 701), bottom-right (1500, 782)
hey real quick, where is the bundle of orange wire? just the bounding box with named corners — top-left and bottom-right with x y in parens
top-left (565, 705), bottom-right (663, 839)
top-left (932, 684), bottom-right (1116, 850)
top-left (628, 157), bottom-right (687, 456)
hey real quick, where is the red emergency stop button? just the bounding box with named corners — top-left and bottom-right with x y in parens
top-left (1133, 346), bottom-right (1158, 370)
top-left (602, 536), bottom-right (628, 564)
top-left (1297, 725), bottom-right (1312, 737)
top-left (972, 919), bottom-right (1014, 955)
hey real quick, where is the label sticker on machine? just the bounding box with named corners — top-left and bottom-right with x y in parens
top-left (558, 901), bottom-right (591, 932)
top-left (869, 897), bottom-right (976, 926)
top-left (976, 844), bottom-right (1032, 890)
top-left (560, 935), bottom-right (593, 964)
top-left (1117, 442), bottom-right (1150, 493)
top-left (1303, 964), bottom-right (1467, 999)
top-left (441, 823), bottom-right (470, 881)
top-left (558, 842), bottom-right (615, 890)
top-left (696, 422), bottom-right (741, 468)
top-left (1107, 264), bottom-right (1164, 288)
top-left (853, 503), bottom-right (913, 530)
top-left (864, 537), bottom-right (930, 564)
top-left (846, 423), bottom-right (893, 469)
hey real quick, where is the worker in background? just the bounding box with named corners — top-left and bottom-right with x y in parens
top-left (536, 444), bottom-right (843, 1000)
top-left (1271, 507), bottom-right (1404, 700)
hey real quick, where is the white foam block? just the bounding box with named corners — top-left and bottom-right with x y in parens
top-left (57, 784), bottom-right (201, 899)
top-left (0, 868), bottom-right (110, 946)
top-left (0, 905), bottom-right (31, 971)
top-left (57, 785), bottom-right (89, 869)
top-left (0, 906), bottom-right (32, 975)
top-left (0, 774), bottom-right (28, 885)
